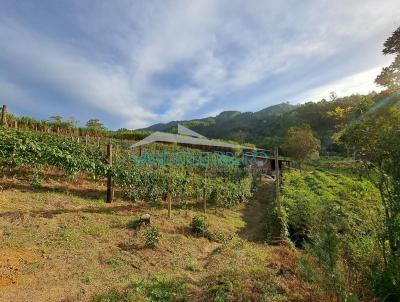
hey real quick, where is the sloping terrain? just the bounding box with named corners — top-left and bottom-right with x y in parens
top-left (0, 170), bottom-right (328, 301)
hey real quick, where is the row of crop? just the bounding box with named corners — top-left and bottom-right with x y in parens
top-left (3, 111), bottom-right (151, 140)
top-left (113, 164), bottom-right (252, 206)
top-left (0, 126), bottom-right (106, 176)
top-left (0, 127), bottom-right (253, 207)
top-left (280, 169), bottom-right (382, 300)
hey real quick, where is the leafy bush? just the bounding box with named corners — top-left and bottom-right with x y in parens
top-left (30, 177), bottom-right (42, 189)
top-left (190, 215), bottom-right (210, 238)
top-left (143, 227), bottom-right (161, 248)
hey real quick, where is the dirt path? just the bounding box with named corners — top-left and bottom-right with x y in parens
top-left (239, 180), bottom-right (276, 242)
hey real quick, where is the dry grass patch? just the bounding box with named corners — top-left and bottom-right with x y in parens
top-left (0, 174), bottom-right (329, 301)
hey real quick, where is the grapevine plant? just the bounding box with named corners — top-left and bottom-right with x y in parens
top-left (0, 127), bottom-right (253, 207)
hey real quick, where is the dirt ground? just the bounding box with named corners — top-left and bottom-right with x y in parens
top-left (0, 172), bottom-right (326, 301)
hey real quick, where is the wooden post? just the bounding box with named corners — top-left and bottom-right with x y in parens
top-left (1, 105), bottom-right (7, 126)
top-left (56, 127), bottom-right (60, 135)
top-left (14, 120), bottom-right (18, 129)
top-left (203, 168), bottom-right (207, 214)
top-left (85, 134), bottom-right (88, 147)
top-left (203, 193), bottom-right (207, 213)
top-left (275, 147), bottom-right (281, 214)
top-left (168, 193), bottom-right (172, 219)
top-left (77, 136), bottom-right (80, 144)
top-left (106, 143), bottom-right (114, 203)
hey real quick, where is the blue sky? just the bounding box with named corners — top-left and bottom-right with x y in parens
top-left (0, 1), bottom-right (399, 129)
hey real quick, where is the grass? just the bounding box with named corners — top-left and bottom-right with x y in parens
top-left (0, 168), bottom-right (327, 301)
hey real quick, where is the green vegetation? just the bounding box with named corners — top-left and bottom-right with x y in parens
top-left (0, 127), bottom-right (253, 208)
top-left (375, 26), bottom-right (400, 90)
top-left (1, 25), bottom-right (399, 302)
top-left (337, 100), bottom-right (400, 299)
top-left (141, 93), bottom-right (381, 151)
top-left (5, 111), bottom-right (152, 141)
top-left (281, 169), bottom-right (380, 300)
top-left (281, 127), bottom-right (321, 167)
top-left (143, 227), bottom-right (161, 248)
top-left (92, 277), bottom-right (188, 302)
top-left (190, 215), bottom-right (210, 238)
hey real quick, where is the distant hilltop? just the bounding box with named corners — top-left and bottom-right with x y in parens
top-left (139, 92), bottom-right (385, 151)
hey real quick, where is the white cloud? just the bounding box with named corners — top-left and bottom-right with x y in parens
top-left (0, 20), bottom-right (156, 128)
top-left (0, 80), bottom-right (39, 113)
top-left (0, 0), bottom-right (399, 128)
top-left (298, 65), bottom-right (388, 102)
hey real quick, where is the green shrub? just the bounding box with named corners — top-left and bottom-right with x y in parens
top-left (190, 215), bottom-right (209, 237)
top-left (143, 226), bottom-right (161, 248)
top-left (373, 260), bottom-right (400, 301)
top-left (31, 177), bottom-right (42, 189)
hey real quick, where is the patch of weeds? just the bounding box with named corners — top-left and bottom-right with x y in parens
top-left (83, 223), bottom-right (108, 237)
top-left (21, 261), bottom-right (42, 274)
top-left (92, 290), bottom-right (124, 302)
top-left (134, 277), bottom-right (187, 302)
top-left (190, 215), bottom-right (232, 244)
top-left (143, 226), bottom-right (161, 248)
top-left (204, 271), bottom-right (287, 302)
top-left (56, 223), bottom-right (82, 248)
top-left (31, 177), bottom-right (42, 189)
top-left (177, 204), bottom-right (192, 212)
top-left (81, 274), bottom-right (92, 285)
top-left (105, 255), bottom-right (133, 270)
top-left (206, 276), bottom-right (234, 302)
top-left (209, 232), bottom-right (232, 244)
top-left (257, 282), bottom-right (287, 302)
top-left (92, 277), bottom-right (188, 302)
top-left (298, 255), bottom-right (316, 282)
top-left (185, 261), bottom-right (202, 272)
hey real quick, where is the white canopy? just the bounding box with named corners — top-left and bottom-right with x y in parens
top-left (177, 124), bottom-right (205, 138)
top-left (131, 131), bottom-right (261, 150)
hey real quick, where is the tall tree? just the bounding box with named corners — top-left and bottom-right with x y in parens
top-left (86, 119), bottom-right (105, 130)
top-left (339, 101), bottom-right (400, 297)
top-left (49, 115), bottom-right (63, 122)
top-left (67, 117), bottom-right (79, 128)
top-left (281, 127), bottom-right (321, 167)
top-left (375, 26), bottom-right (400, 90)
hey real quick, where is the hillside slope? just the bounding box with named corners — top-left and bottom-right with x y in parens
top-left (141, 92), bottom-right (385, 150)
top-left (0, 170), bottom-right (328, 302)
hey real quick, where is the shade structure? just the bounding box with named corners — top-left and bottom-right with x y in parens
top-left (177, 124), bottom-right (205, 138)
top-left (131, 131), bottom-right (263, 151)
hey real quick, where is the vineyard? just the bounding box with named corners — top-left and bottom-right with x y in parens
top-left (0, 126), bottom-right (253, 208)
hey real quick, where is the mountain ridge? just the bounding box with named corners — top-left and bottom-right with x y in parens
top-left (139, 93), bottom-right (381, 150)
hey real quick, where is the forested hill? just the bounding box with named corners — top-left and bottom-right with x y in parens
top-left (141, 91), bottom-right (386, 151)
